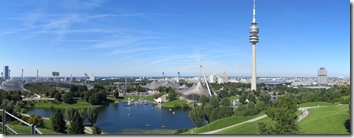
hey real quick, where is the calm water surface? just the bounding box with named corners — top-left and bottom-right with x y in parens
top-left (27, 102), bottom-right (196, 134)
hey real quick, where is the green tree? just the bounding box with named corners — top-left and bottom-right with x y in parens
top-left (188, 106), bottom-right (204, 127)
top-left (113, 90), bottom-right (119, 98)
top-left (88, 92), bottom-right (106, 105)
top-left (67, 109), bottom-right (85, 134)
top-left (78, 108), bottom-right (87, 121)
top-left (63, 92), bottom-right (75, 104)
top-left (65, 107), bottom-right (75, 122)
top-left (199, 95), bottom-right (209, 106)
top-left (209, 96), bottom-right (219, 108)
top-left (203, 104), bottom-right (213, 122)
top-left (92, 125), bottom-right (102, 134)
top-left (239, 91), bottom-right (247, 104)
top-left (220, 97), bottom-right (231, 107)
top-left (247, 92), bottom-right (256, 103)
top-left (167, 90), bottom-right (177, 101)
top-left (27, 114), bottom-right (44, 128)
top-left (259, 92), bottom-right (271, 102)
top-left (87, 107), bottom-right (98, 126)
top-left (258, 96), bottom-right (299, 134)
top-left (55, 92), bottom-right (62, 102)
top-left (51, 109), bottom-right (67, 133)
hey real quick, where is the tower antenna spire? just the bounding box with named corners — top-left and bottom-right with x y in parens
top-left (253, 0), bottom-right (256, 23)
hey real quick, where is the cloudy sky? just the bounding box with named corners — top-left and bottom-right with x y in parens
top-left (0, 0), bottom-right (349, 77)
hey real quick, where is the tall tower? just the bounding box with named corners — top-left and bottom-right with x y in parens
top-left (162, 72), bottom-right (165, 81)
top-left (37, 69), bottom-right (39, 79)
top-left (177, 72), bottom-right (180, 83)
top-left (249, 0), bottom-right (259, 91)
top-left (22, 69), bottom-right (24, 79)
top-left (4, 66), bottom-right (9, 80)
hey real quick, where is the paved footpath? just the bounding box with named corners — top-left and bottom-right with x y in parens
top-left (201, 106), bottom-right (324, 134)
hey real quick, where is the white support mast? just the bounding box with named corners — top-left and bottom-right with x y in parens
top-left (200, 65), bottom-right (212, 97)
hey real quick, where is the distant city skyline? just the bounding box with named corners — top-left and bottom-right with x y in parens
top-left (0, 0), bottom-right (349, 77)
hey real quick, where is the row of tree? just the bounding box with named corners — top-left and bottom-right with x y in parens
top-left (50, 107), bottom-right (101, 134)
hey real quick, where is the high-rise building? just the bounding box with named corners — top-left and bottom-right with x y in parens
top-left (318, 67), bottom-right (327, 85)
top-left (222, 72), bottom-right (229, 83)
top-left (209, 73), bottom-right (217, 83)
top-left (217, 76), bottom-right (223, 84)
top-left (4, 66), bottom-right (9, 80)
top-left (249, 0), bottom-right (259, 91)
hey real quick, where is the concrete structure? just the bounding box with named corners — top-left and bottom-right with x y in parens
top-left (177, 72), bottom-right (180, 83)
top-left (217, 76), bottom-right (223, 84)
top-left (89, 75), bottom-right (96, 81)
top-left (221, 72), bottom-right (229, 83)
top-left (208, 73), bottom-right (217, 83)
top-left (3, 66), bottom-right (9, 80)
top-left (317, 67), bottom-right (327, 85)
top-left (249, 0), bottom-right (259, 91)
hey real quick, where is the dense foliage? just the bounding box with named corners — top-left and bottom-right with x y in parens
top-left (67, 109), bottom-right (85, 134)
top-left (258, 96), bottom-right (299, 134)
top-left (51, 109), bottom-right (67, 133)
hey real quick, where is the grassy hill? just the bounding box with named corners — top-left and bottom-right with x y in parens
top-left (184, 102), bottom-right (349, 135)
top-left (28, 100), bottom-right (100, 109)
top-left (183, 113), bottom-right (264, 134)
top-left (215, 117), bottom-right (275, 134)
top-left (298, 103), bottom-right (349, 134)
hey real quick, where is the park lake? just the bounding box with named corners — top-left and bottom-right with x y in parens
top-left (27, 101), bottom-right (198, 134)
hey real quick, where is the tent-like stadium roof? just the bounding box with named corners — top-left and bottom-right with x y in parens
top-left (177, 81), bottom-right (210, 100)
top-left (1, 79), bottom-right (28, 92)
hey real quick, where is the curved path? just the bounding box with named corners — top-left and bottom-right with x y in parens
top-left (200, 106), bottom-right (324, 134)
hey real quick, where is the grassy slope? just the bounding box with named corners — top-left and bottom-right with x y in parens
top-left (124, 95), bottom-right (155, 102)
top-left (298, 104), bottom-right (349, 134)
top-left (28, 100), bottom-right (100, 109)
top-left (6, 125), bottom-right (61, 134)
top-left (215, 117), bottom-right (275, 134)
top-left (183, 113), bottom-right (264, 134)
top-left (161, 99), bottom-right (187, 108)
top-left (184, 102), bottom-right (349, 135)
top-left (299, 102), bottom-right (334, 107)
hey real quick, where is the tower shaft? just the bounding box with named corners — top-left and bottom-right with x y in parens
top-left (249, 0), bottom-right (259, 91)
top-left (251, 44), bottom-right (257, 91)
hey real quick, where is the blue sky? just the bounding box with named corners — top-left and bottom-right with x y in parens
top-left (0, 0), bottom-right (349, 77)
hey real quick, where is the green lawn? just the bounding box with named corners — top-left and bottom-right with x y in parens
top-left (124, 95), bottom-right (155, 102)
top-left (161, 99), bottom-right (188, 108)
top-left (298, 104), bottom-right (349, 134)
top-left (228, 96), bottom-right (239, 102)
top-left (28, 100), bottom-right (101, 109)
top-left (120, 129), bottom-right (175, 134)
top-left (214, 102), bottom-right (350, 134)
top-left (299, 102), bottom-right (334, 107)
top-left (183, 113), bottom-right (264, 134)
top-left (215, 117), bottom-right (275, 134)
top-left (341, 95), bottom-right (350, 100)
top-left (6, 125), bottom-right (61, 134)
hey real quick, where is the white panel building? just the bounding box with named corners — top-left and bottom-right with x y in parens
top-left (208, 73), bottom-right (217, 83)
top-left (317, 67), bottom-right (327, 85)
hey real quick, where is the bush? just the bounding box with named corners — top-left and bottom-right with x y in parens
top-left (92, 125), bottom-right (102, 134)
top-left (27, 114), bottom-right (44, 128)
top-left (174, 128), bottom-right (189, 134)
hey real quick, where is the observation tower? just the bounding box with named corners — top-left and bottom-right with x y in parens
top-left (249, 0), bottom-right (259, 91)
